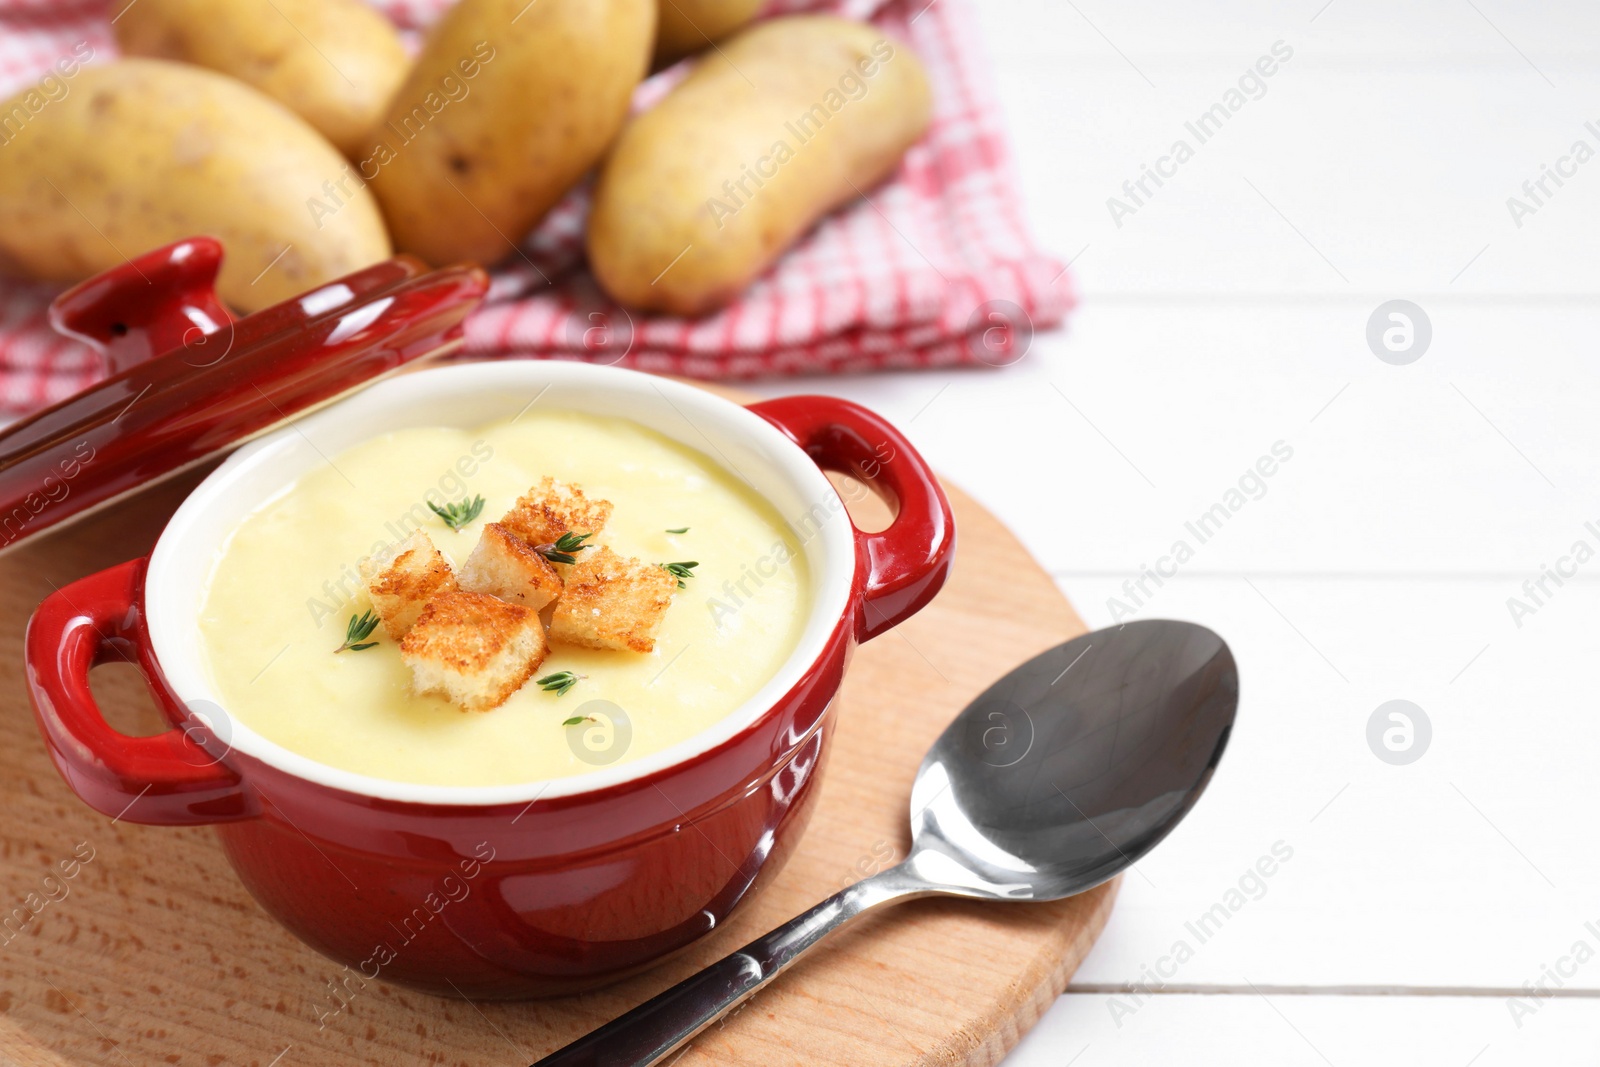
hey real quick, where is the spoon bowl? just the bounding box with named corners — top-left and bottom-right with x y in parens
top-left (908, 619), bottom-right (1236, 900)
top-left (536, 619), bottom-right (1238, 1066)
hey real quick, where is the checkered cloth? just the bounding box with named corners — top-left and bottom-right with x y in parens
top-left (0, 0), bottom-right (1071, 412)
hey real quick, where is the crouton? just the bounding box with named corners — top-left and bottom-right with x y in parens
top-left (359, 531), bottom-right (458, 640)
top-left (458, 523), bottom-right (564, 610)
top-left (500, 477), bottom-right (613, 551)
top-left (400, 591), bottom-right (548, 712)
top-left (549, 546), bottom-right (676, 653)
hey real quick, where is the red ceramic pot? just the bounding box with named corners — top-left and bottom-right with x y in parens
top-left (25, 362), bottom-right (954, 999)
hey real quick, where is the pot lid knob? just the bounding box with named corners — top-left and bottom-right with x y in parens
top-left (48, 237), bottom-right (235, 376)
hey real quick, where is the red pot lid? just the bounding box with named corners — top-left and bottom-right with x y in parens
top-left (0, 237), bottom-right (489, 552)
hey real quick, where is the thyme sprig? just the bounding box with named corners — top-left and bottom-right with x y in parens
top-left (335, 610), bottom-right (381, 653)
top-left (428, 494), bottom-right (485, 532)
top-left (537, 671), bottom-right (584, 697)
top-left (535, 531), bottom-right (594, 565)
top-left (659, 561), bottom-right (698, 589)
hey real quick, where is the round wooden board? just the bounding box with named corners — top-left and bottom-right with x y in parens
top-left (0, 385), bottom-right (1116, 1067)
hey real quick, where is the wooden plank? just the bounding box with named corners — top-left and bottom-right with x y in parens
top-left (747, 300), bottom-right (1600, 576)
top-left (1018, 993), bottom-right (1600, 1066)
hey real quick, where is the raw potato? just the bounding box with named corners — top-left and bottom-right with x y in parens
top-left (366, 0), bottom-right (655, 267)
top-left (0, 60), bottom-right (391, 313)
top-left (588, 17), bottom-right (931, 317)
top-left (113, 0), bottom-right (408, 159)
top-left (653, 0), bottom-right (763, 65)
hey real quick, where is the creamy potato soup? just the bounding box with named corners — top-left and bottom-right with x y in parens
top-left (197, 411), bottom-right (810, 786)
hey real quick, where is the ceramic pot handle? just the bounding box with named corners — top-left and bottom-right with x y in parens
top-left (748, 396), bottom-right (955, 643)
top-left (25, 558), bottom-right (256, 826)
top-left (49, 236), bottom-right (235, 376)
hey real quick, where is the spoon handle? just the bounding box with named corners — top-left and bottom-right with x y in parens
top-left (530, 863), bottom-right (931, 1067)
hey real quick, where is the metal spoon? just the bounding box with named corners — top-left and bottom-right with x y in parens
top-left (533, 619), bottom-right (1238, 1066)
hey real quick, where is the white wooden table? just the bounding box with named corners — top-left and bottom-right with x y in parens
top-left (749, 1), bottom-right (1600, 1061)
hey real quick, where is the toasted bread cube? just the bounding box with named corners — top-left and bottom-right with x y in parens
top-left (500, 477), bottom-right (613, 550)
top-left (400, 591), bottom-right (548, 712)
top-left (359, 531), bottom-right (457, 641)
top-left (458, 523), bottom-right (564, 610)
top-left (549, 547), bottom-right (676, 653)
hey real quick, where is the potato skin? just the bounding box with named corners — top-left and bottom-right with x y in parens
top-left (365, 0), bottom-right (655, 267)
top-left (0, 60), bottom-right (391, 313)
top-left (589, 17), bottom-right (931, 317)
top-left (113, 0), bottom-right (408, 159)
top-left (653, 0), bottom-right (763, 65)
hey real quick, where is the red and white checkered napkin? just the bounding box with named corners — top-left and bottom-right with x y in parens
top-left (0, 0), bottom-right (1071, 412)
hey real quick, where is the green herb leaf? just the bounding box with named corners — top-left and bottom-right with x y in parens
top-left (537, 671), bottom-right (583, 697)
top-left (665, 527), bottom-right (689, 534)
top-left (659, 561), bottom-right (698, 589)
top-left (561, 716), bottom-right (590, 727)
top-left (428, 494), bottom-right (486, 532)
top-left (535, 531), bottom-right (594, 565)
top-left (335, 610), bottom-right (381, 653)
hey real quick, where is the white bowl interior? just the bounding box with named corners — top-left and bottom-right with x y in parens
top-left (146, 362), bottom-right (857, 805)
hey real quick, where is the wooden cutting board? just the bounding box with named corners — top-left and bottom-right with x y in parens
top-left (0, 392), bottom-right (1115, 1067)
